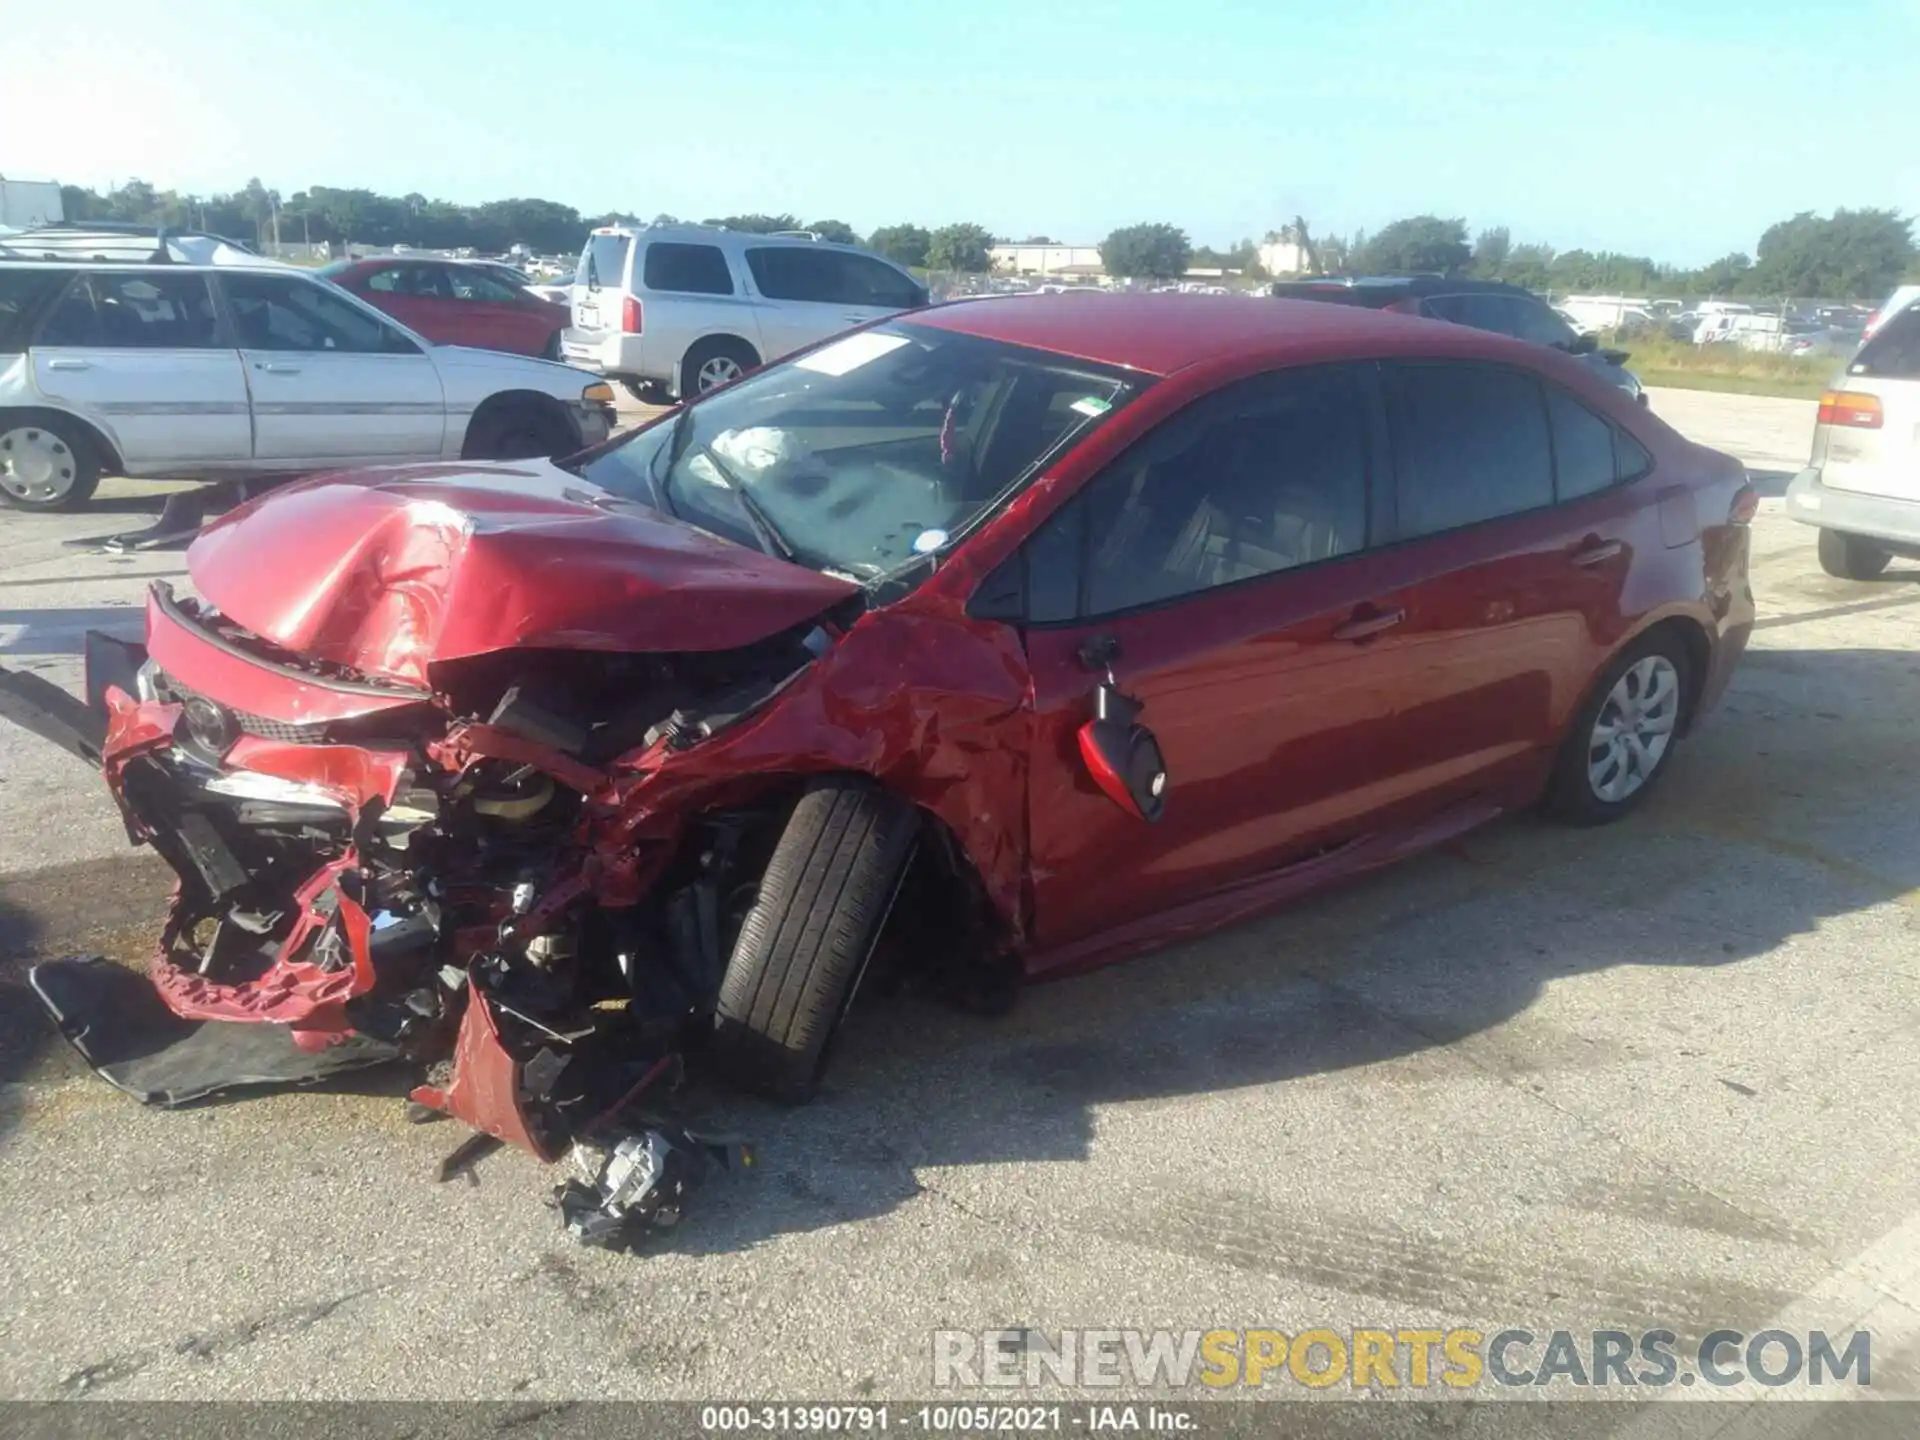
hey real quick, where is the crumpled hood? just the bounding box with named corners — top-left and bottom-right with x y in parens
top-left (186, 461), bottom-right (859, 687)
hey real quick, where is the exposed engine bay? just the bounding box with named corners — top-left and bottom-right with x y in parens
top-left (2, 578), bottom-right (1015, 1250)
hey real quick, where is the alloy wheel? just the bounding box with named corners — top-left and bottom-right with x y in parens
top-left (696, 355), bottom-right (743, 391)
top-left (1586, 655), bottom-right (1680, 803)
top-left (0, 427), bottom-right (76, 504)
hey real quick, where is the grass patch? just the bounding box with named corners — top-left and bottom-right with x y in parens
top-left (1607, 332), bottom-right (1839, 402)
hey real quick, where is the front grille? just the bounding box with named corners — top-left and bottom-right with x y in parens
top-left (156, 671), bottom-right (329, 745)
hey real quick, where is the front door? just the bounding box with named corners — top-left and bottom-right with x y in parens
top-left (1018, 364), bottom-right (1419, 957)
top-left (217, 272), bottom-right (446, 461)
top-left (742, 247), bottom-right (921, 364)
top-left (29, 271), bottom-right (251, 468)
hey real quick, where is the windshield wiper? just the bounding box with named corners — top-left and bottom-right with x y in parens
top-left (695, 444), bottom-right (797, 563)
top-left (645, 404), bottom-right (695, 517)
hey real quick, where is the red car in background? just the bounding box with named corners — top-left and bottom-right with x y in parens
top-left (0, 295), bottom-right (1755, 1241)
top-left (319, 257), bottom-right (570, 358)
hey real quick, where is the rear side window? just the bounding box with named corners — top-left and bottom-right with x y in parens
top-left (577, 233), bottom-right (631, 290)
top-left (1545, 386), bottom-right (1618, 499)
top-left (1851, 306), bottom-right (1920, 380)
top-left (35, 273), bottom-right (222, 349)
top-left (642, 242), bottom-right (735, 296)
top-left (0, 270), bottom-right (67, 354)
top-left (1388, 363), bottom-right (1553, 537)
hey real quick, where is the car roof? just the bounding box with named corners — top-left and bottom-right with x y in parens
top-left (905, 293), bottom-right (1562, 377)
top-left (1271, 275), bottom-right (1540, 300)
top-left (0, 258), bottom-right (304, 275)
top-left (587, 223), bottom-right (882, 257)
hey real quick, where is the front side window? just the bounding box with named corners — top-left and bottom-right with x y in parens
top-left (573, 323), bottom-right (1139, 579)
top-left (1509, 297), bottom-right (1578, 349)
top-left (1421, 293), bottom-right (1513, 335)
top-left (642, 242), bottom-right (735, 296)
top-left (1020, 367), bottom-right (1371, 622)
top-left (221, 273), bottom-right (420, 354)
top-left (745, 246), bottom-right (837, 302)
top-left (837, 254), bottom-right (925, 309)
top-left (1387, 363), bottom-right (1553, 537)
top-left (35, 273), bottom-right (222, 349)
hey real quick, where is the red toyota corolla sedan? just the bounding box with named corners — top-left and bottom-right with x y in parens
top-left (5, 295), bottom-right (1754, 1182)
top-left (319, 257), bottom-right (569, 358)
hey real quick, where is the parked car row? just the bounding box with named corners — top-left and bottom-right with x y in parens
top-left (0, 241), bottom-right (617, 511)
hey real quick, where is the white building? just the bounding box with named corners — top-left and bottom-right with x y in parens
top-left (1256, 239), bottom-right (1310, 277)
top-left (989, 242), bottom-right (1105, 278)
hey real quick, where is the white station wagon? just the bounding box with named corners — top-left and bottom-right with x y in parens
top-left (0, 250), bottom-right (618, 511)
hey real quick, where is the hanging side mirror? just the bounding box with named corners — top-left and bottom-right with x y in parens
top-left (1076, 677), bottom-right (1167, 823)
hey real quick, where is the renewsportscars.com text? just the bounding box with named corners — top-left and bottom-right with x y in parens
top-left (933, 1327), bottom-right (1873, 1391)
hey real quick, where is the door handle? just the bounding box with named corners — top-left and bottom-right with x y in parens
top-left (45, 358), bottom-right (91, 371)
top-left (258, 362), bottom-right (302, 375)
top-left (1570, 538), bottom-right (1624, 567)
top-left (1332, 606), bottom-right (1406, 643)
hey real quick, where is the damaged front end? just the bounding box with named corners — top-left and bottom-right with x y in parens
top-left (6, 578), bottom-right (857, 1244)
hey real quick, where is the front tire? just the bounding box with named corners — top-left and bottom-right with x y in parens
top-left (0, 414), bottom-right (102, 512)
top-left (711, 779), bottom-right (920, 1102)
top-left (1543, 631), bottom-right (1691, 826)
top-left (461, 401), bottom-right (575, 461)
top-left (1817, 528), bottom-right (1891, 580)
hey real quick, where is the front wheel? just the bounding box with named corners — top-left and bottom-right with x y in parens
top-left (461, 401), bottom-right (575, 461)
top-left (711, 779), bottom-right (920, 1102)
top-left (0, 415), bottom-right (102, 512)
top-left (1543, 632), bottom-right (1691, 826)
top-left (1817, 528), bottom-right (1891, 580)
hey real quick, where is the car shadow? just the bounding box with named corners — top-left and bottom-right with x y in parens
top-left (0, 606), bottom-right (146, 658)
top-left (2, 645), bottom-right (1916, 1260)
top-left (1746, 467), bottom-right (1795, 499)
top-left (648, 641), bottom-right (1920, 1255)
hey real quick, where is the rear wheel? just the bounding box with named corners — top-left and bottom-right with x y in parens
top-left (461, 400), bottom-right (576, 461)
top-left (1543, 631), bottom-right (1691, 826)
top-left (711, 779), bottom-right (920, 1102)
top-left (680, 337), bottom-right (759, 398)
top-left (1817, 528), bottom-right (1891, 580)
top-left (0, 414), bottom-right (101, 512)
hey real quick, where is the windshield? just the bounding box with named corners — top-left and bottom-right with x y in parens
top-left (574, 322), bottom-right (1142, 578)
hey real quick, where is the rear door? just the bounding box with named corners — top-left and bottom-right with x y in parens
top-left (743, 247), bottom-right (925, 362)
top-left (1370, 360), bottom-right (1654, 814)
top-left (216, 270), bottom-right (446, 461)
top-left (637, 239), bottom-right (760, 368)
top-left (445, 265), bottom-right (550, 355)
top-left (29, 270), bottom-right (251, 467)
top-left (1814, 307), bottom-right (1920, 501)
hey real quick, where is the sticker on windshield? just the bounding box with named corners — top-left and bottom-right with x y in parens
top-left (1070, 395), bottom-right (1113, 418)
top-left (794, 331), bottom-right (911, 376)
top-left (912, 528), bottom-right (949, 554)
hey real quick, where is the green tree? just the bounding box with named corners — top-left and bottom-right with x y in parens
top-left (1100, 222), bottom-right (1192, 280)
top-left (1354, 216), bottom-right (1470, 276)
top-left (806, 219), bottom-right (859, 245)
top-left (1502, 242), bottom-right (1555, 292)
top-left (867, 223), bottom-right (931, 268)
top-left (1748, 208), bottom-right (1914, 298)
top-left (1471, 226), bottom-right (1511, 278)
top-left (1689, 252), bottom-right (1752, 295)
top-left (927, 222), bottom-right (995, 272)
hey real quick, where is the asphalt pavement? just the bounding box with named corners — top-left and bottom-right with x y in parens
top-left (4, 388), bottom-right (1920, 1425)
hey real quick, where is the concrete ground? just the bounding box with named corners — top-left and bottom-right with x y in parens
top-left (3, 388), bottom-right (1918, 1425)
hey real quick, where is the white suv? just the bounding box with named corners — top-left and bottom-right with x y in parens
top-left (559, 225), bottom-right (928, 402)
top-left (0, 259), bottom-right (618, 511)
top-left (1785, 298), bottom-right (1920, 577)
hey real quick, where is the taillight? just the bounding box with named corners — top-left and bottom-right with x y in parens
top-left (621, 296), bottom-right (643, 333)
top-left (1816, 390), bottom-right (1882, 428)
top-left (1729, 482), bottom-right (1759, 526)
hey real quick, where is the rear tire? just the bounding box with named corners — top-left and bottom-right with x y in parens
top-left (1817, 528), bottom-right (1891, 580)
top-left (0, 413), bottom-right (102, 512)
top-left (680, 337), bottom-right (759, 398)
top-left (711, 779), bottom-right (920, 1102)
top-left (461, 400), bottom-right (576, 461)
top-left (1543, 630), bottom-right (1692, 827)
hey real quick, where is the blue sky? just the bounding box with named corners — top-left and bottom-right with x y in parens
top-left (8, 0), bottom-right (1918, 266)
